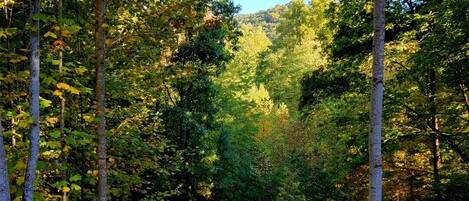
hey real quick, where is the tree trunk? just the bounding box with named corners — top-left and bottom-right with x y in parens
top-left (56, 1), bottom-right (68, 201)
top-left (24, 0), bottom-right (41, 200)
top-left (428, 69), bottom-right (442, 201)
top-left (459, 83), bottom-right (469, 115)
top-left (11, 119), bottom-right (15, 146)
top-left (369, 0), bottom-right (385, 200)
top-left (409, 174), bottom-right (415, 201)
top-left (0, 117), bottom-right (11, 201)
top-left (95, 0), bottom-right (107, 200)
top-left (57, 0), bottom-right (65, 155)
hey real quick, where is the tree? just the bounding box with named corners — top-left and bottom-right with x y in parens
top-left (0, 116), bottom-right (10, 201)
top-left (0, 0), bottom-right (467, 200)
top-left (369, 0), bottom-right (385, 200)
top-left (24, 0), bottom-right (41, 200)
top-left (94, 0), bottom-right (107, 200)
top-left (256, 0), bottom-right (328, 112)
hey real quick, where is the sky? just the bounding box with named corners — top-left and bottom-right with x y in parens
top-left (233, 0), bottom-right (290, 14)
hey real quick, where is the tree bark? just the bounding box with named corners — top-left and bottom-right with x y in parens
top-left (369, 0), bottom-right (385, 200)
top-left (459, 84), bottom-right (469, 115)
top-left (428, 69), bottom-right (442, 201)
top-left (0, 117), bottom-right (11, 201)
top-left (408, 174), bottom-right (415, 201)
top-left (11, 119), bottom-right (15, 146)
top-left (56, 1), bottom-right (68, 201)
top-left (57, 0), bottom-right (65, 154)
top-left (24, 0), bottom-right (41, 200)
top-left (95, 0), bottom-right (107, 200)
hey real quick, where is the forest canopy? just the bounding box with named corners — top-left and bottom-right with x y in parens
top-left (0, 0), bottom-right (468, 200)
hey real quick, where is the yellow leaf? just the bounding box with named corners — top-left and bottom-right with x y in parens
top-left (15, 161), bottom-right (26, 169)
top-left (47, 117), bottom-right (58, 125)
top-left (16, 177), bottom-right (24, 185)
top-left (18, 56), bottom-right (28, 61)
top-left (9, 58), bottom-right (21, 63)
top-left (60, 30), bottom-right (73, 38)
top-left (53, 90), bottom-right (63, 97)
top-left (71, 184), bottom-right (81, 191)
top-left (44, 31), bottom-right (57, 39)
top-left (75, 66), bottom-right (87, 75)
top-left (84, 115), bottom-right (95, 123)
top-left (57, 82), bottom-right (80, 94)
top-left (64, 145), bottom-right (72, 153)
top-left (63, 186), bottom-right (70, 193)
top-left (57, 82), bottom-right (71, 90)
top-left (68, 86), bottom-right (80, 95)
top-left (0, 30), bottom-right (7, 39)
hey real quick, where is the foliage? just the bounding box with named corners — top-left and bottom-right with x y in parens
top-left (0, 0), bottom-right (468, 200)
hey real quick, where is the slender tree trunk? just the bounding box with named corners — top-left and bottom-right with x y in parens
top-left (24, 0), bottom-right (41, 200)
top-left (428, 69), bottom-right (442, 201)
top-left (56, 2), bottom-right (68, 201)
top-left (11, 119), bottom-right (15, 146)
top-left (409, 174), bottom-right (415, 201)
top-left (0, 117), bottom-right (11, 201)
top-left (95, 0), bottom-right (107, 200)
top-left (459, 83), bottom-right (469, 115)
top-left (4, 0), bottom-right (15, 149)
top-left (369, 0), bottom-right (385, 200)
top-left (57, 0), bottom-right (65, 155)
top-left (79, 95), bottom-right (86, 201)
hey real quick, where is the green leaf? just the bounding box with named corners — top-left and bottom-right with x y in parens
top-left (75, 66), bottom-right (87, 75)
top-left (31, 13), bottom-right (49, 22)
top-left (51, 60), bottom-right (61, 65)
top-left (64, 25), bottom-right (82, 33)
top-left (15, 161), bottom-right (26, 170)
top-left (65, 136), bottom-right (77, 146)
top-left (71, 183), bottom-right (81, 191)
top-left (50, 130), bottom-right (61, 139)
top-left (70, 174), bottom-right (82, 182)
top-left (52, 180), bottom-right (68, 188)
top-left (37, 161), bottom-right (48, 170)
top-left (5, 28), bottom-right (17, 35)
top-left (40, 98), bottom-right (52, 108)
top-left (68, 86), bottom-right (80, 95)
top-left (47, 141), bottom-right (61, 148)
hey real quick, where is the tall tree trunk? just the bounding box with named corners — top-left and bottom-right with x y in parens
top-left (369, 0), bottom-right (385, 200)
top-left (428, 69), bottom-right (442, 201)
top-left (0, 117), bottom-right (11, 201)
top-left (24, 0), bottom-right (41, 200)
top-left (56, 0), bottom-right (65, 155)
top-left (95, 0), bottom-right (107, 200)
top-left (56, 1), bottom-right (68, 201)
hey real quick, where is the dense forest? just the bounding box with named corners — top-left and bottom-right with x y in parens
top-left (0, 0), bottom-right (468, 200)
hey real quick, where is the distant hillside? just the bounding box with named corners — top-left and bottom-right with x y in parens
top-left (235, 5), bottom-right (287, 39)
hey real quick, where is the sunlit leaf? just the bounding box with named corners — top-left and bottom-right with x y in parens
top-left (44, 31), bottom-right (57, 39)
top-left (40, 97), bottom-right (53, 108)
top-left (63, 186), bottom-right (70, 193)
